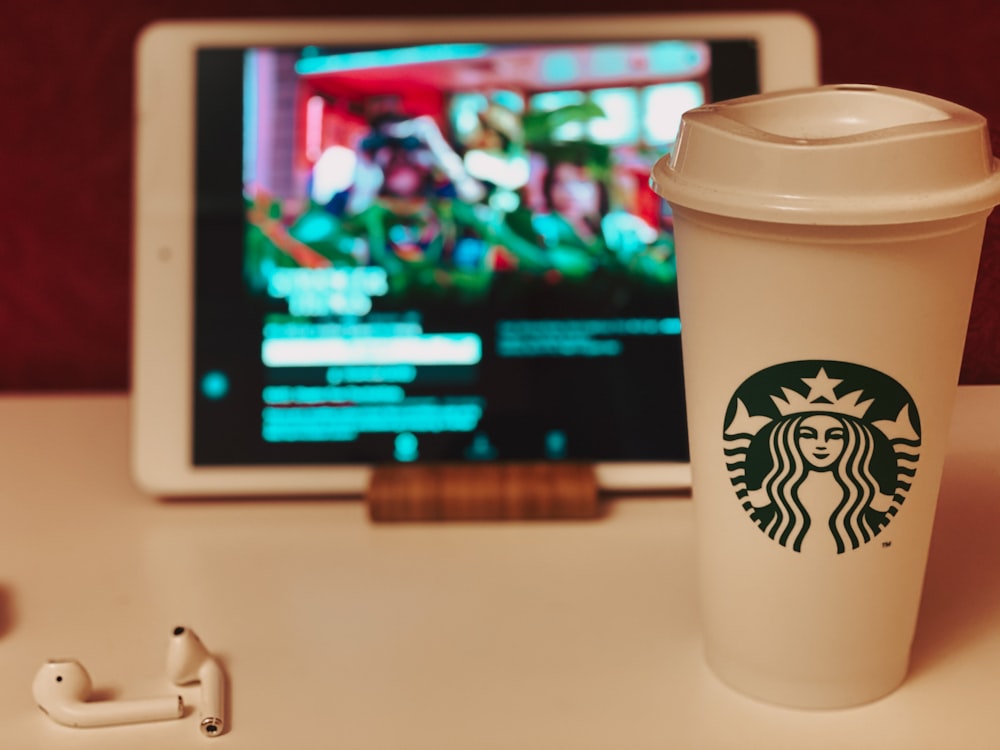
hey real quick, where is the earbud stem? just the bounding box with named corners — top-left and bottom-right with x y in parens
top-left (198, 659), bottom-right (225, 737)
top-left (42, 694), bottom-right (183, 728)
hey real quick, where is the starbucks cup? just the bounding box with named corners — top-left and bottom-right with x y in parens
top-left (650, 84), bottom-right (1000, 709)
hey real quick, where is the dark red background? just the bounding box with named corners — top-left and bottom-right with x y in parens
top-left (3, 0), bottom-right (999, 391)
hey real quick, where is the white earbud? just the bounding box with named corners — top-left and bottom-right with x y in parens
top-left (32, 659), bottom-right (183, 728)
top-left (166, 626), bottom-right (225, 737)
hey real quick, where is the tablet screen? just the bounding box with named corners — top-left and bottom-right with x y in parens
top-left (190, 38), bottom-right (759, 467)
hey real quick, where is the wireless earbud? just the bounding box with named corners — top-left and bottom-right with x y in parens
top-left (166, 626), bottom-right (225, 737)
top-left (32, 659), bottom-right (183, 728)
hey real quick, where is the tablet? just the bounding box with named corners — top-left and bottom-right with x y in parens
top-left (131, 12), bottom-right (820, 496)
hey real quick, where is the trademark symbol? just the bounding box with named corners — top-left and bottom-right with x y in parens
top-left (882, 541), bottom-right (892, 548)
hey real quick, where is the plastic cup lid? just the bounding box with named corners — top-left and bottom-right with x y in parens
top-left (650, 84), bottom-right (1000, 225)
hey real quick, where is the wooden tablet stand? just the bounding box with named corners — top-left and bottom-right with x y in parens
top-left (366, 463), bottom-right (600, 522)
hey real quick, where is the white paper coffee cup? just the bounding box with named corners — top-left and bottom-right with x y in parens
top-left (650, 84), bottom-right (1000, 708)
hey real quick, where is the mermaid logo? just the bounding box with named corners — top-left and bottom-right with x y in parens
top-left (723, 360), bottom-right (921, 554)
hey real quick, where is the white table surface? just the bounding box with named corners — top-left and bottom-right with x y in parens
top-left (0, 388), bottom-right (998, 749)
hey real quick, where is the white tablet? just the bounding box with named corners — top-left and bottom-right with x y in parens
top-left (131, 12), bottom-right (820, 496)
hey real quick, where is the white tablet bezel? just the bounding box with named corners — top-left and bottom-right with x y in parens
top-left (131, 12), bottom-right (820, 497)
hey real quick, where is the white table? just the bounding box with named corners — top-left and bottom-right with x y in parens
top-left (0, 388), bottom-right (998, 748)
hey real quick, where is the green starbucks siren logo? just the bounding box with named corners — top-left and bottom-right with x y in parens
top-left (723, 360), bottom-right (921, 554)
